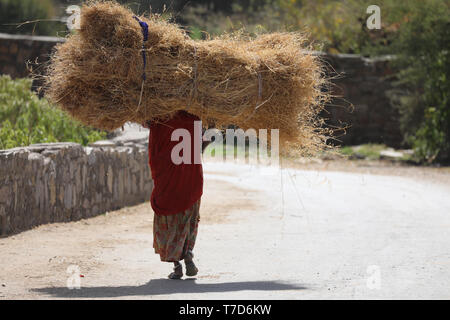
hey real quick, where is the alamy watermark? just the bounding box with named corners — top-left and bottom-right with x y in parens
top-left (66, 265), bottom-right (81, 290)
top-left (66, 5), bottom-right (81, 30)
top-left (171, 121), bottom-right (280, 169)
top-left (366, 265), bottom-right (381, 290)
top-left (366, 5), bottom-right (381, 30)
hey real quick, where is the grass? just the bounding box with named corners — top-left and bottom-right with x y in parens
top-left (338, 144), bottom-right (387, 160)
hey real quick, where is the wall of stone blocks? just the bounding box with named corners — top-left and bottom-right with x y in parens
top-left (0, 142), bottom-right (153, 236)
top-left (0, 33), bottom-right (63, 82)
top-left (321, 53), bottom-right (402, 147)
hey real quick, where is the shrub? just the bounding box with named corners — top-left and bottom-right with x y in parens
top-left (385, 0), bottom-right (450, 163)
top-left (0, 76), bottom-right (106, 150)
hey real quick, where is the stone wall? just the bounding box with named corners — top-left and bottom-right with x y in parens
top-left (321, 53), bottom-right (402, 147)
top-left (0, 33), bottom-right (402, 147)
top-left (0, 140), bottom-right (153, 237)
top-left (0, 33), bottom-right (63, 81)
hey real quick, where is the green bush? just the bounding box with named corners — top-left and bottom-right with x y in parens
top-left (0, 0), bottom-right (66, 36)
top-left (385, 0), bottom-right (450, 163)
top-left (0, 76), bottom-right (107, 150)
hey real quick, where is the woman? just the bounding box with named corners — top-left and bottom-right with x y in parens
top-left (144, 111), bottom-right (210, 279)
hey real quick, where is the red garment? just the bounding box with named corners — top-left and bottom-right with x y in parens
top-left (148, 111), bottom-right (203, 216)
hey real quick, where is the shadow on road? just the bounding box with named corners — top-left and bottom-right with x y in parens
top-left (32, 279), bottom-right (308, 298)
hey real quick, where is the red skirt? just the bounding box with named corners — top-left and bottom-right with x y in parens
top-left (153, 200), bottom-right (201, 262)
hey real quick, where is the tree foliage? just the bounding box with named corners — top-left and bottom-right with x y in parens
top-left (385, 0), bottom-right (450, 163)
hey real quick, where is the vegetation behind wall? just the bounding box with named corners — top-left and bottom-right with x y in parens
top-left (0, 76), bottom-right (106, 150)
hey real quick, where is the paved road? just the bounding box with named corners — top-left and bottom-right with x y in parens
top-left (1, 162), bottom-right (449, 299)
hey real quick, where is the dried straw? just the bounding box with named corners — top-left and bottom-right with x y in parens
top-left (45, 0), bottom-right (332, 154)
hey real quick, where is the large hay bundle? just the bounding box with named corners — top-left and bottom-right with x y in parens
top-left (46, 0), bottom-right (331, 153)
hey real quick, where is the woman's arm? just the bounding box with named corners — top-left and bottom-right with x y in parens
top-left (142, 120), bottom-right (151, 129)
top-left (202, 128), bottom-right (212, 153)
top-left (202, 140), bottom-right (212, 153)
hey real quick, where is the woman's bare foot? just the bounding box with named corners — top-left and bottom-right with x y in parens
top-left (184, 251), bottom-right (198, 277)
top-left (168, 262), bottom-right (183, 280)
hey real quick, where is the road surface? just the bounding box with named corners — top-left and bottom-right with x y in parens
top-left (1, 161), bottom-right (449, 299)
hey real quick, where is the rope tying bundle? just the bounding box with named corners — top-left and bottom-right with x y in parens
top-left (192, 46), bottom-right (199, 99)
top-left (133, 16), bottom-right (149, 81)
top-left (187, 46), bottom-right (199, 109)
top-left (257, 72), bottom-right (263, 104)
top-left (242, 71), bottom-right (274, 124)
top-left (133, 16), bottom-right (149, 109)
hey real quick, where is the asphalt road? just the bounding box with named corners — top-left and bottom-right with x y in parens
top-left (1, 161), bottom-right (449, 299)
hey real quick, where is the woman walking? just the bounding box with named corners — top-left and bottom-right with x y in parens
top-left (144, 111), bottom-right (209, 279)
